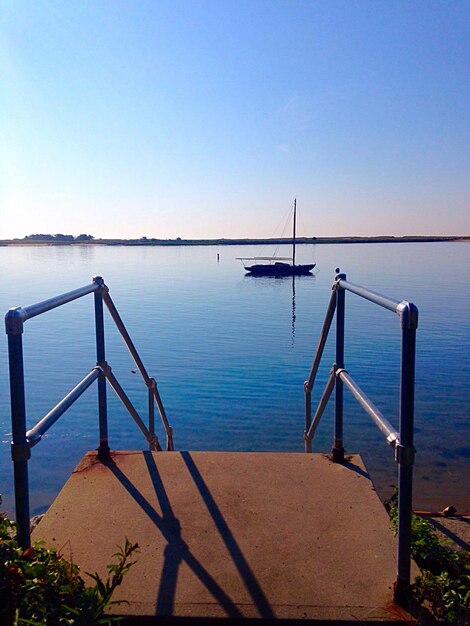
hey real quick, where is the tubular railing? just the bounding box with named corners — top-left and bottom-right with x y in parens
top-left (5, 276), bottom-right (173, 548)
top-left (304, 269), bottom-right (418, 602)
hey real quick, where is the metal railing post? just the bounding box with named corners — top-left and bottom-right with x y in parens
top-left (395, 304), bottom-right (418, 600)
top-left (333, 270), bottom-right (345, 462)
top-left (93, 276), bottom-right (110, 460)
top-left (5, 309), bottom-right (31, 547)
top-left (304, 272), bottom-right (419, 604)
top-left (149, 379), bottom-right (156, 451)
top-left (304, 388), bottom-right (312, 452)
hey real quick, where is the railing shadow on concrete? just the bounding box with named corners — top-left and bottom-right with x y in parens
top-left (179, 451), bottom-right (275, 619)
top-left (5, 276), bottom-right (173, 548)
top-left (102, 451), bottom-right (274, 619)
top-left (303, 269), bottom-right (418, 603)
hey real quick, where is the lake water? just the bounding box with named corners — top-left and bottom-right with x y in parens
top-left (1, 242), bottom-right (469, 516)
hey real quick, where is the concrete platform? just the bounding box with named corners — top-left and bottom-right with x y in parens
top-left (32, 451), bottom-right (414, 623)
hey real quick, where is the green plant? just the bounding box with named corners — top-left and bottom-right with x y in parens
top-left (0, 502), bottom-right (139, 625)
top-left (385, 489), bottom-right (470, 624)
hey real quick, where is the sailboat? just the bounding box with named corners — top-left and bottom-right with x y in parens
top-left (237, 199), bottom-right (315, 276)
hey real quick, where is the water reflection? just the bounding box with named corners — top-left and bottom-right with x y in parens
top-left (242, 272), bottom-right (315, 347)
top-left (0, 242), bottom-right (469, 514)
top-left (291, 276), bottom-right (296, 347)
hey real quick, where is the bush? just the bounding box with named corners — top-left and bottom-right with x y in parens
top-left (0, 506), bottom-right (139, 625)
top-left (386, 490), bottom-right (470, 624)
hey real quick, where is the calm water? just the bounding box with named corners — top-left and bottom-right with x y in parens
top-left (1, 242), bottom-right (469, 515)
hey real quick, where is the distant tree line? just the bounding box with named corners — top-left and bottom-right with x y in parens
top-left (23, 234), bottom-right (94, 241)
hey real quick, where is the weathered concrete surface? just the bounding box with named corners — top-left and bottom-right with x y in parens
top-left (422, 515), bottom-right (470, 553)
top-left (32, 451), bottom-right (415, 622)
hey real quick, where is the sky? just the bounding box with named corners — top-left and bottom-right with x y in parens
top-left (1, 0), bottom-right (469, 239)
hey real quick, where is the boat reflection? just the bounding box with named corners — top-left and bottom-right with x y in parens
top-left (244, 273), bottom-right (315, 347)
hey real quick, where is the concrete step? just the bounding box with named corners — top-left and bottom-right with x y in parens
top-left (32, 451), bottom-right (415, 623)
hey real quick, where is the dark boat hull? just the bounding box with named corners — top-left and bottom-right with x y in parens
top-left (246, 263), bottom-right (315, 277)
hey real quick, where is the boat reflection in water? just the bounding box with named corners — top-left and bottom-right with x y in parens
top-left (244, 273), bottom-right (315, 347)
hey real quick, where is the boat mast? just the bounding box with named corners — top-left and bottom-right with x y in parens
top-left (292, 198), bottom-right (297, 266)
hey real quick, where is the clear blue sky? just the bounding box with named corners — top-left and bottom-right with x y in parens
top-left (1, 0), bottom-right (469, 239)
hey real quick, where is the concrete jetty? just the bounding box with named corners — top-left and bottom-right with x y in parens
top-left (32, 451), bottom-right (415, 623)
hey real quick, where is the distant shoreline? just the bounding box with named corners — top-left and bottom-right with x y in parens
top-left (1, 235), bottom-right (468, 247)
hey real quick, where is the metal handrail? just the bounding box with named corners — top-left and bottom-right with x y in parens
top-left (336, 278), bottom-right (402, 314)
top-left (337, 369), bottom-right (399, 448)
top-left (303, 288), bottom-right (336, 437)
top-left (101, 363), bottom-right (162, 451)
top-left (101, 290), bottom-right (173, 449)
top-left (303, 269), bottom-right (418, 604)
top-left (303, 369), bottom-right (335, 445)
top-left (5, 276), bottom-right (173, 548)
top-left (27, 367), bottom-right (102, 447)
